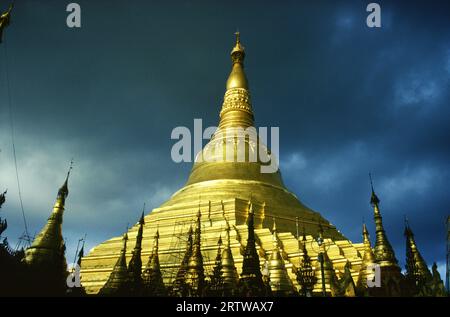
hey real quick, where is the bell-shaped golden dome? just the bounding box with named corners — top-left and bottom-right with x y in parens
top-left (158, 33), bottom-right (344, 239)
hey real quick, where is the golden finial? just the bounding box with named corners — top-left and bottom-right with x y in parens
top-left (64, 158), bottom-right (74, 183)
top-left (362, 223), bottom-right (370, 245)
top-left (57, 159), bottom-right (73, 200)
top-left (139, 203), bottom-right (145, 224)
top-left (369, 172), bottom-right (380, 206)
top-left (230, 31), bottom-right (245, 62)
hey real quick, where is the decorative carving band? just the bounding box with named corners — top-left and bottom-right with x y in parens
top-left (220, 88), bottom-right (253, 116)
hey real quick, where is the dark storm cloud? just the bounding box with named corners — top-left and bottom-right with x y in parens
top-left (0, 0), bottom-right (449, 275)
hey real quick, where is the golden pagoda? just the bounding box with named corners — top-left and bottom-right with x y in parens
top-left (142, 228), bottom-right (167, 296)
top-left (22, 167), bottom-right (72, 295)
top-left (268, 219), bottom-right (296, 295)
top-left (356, 223), bottom-right (377, 295)
top-left (80, 33), bottom-right (373, 295)
top-left (368, 178), bottom-right (403, 296)
top-left (404, 219), bottom-right (447, 296)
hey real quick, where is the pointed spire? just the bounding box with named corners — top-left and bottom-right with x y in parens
top-left (142, 228), bottom-right (167, 296)
top-left (228, 31), bottom-right (247, 88)
top-left (172, 226), bottom-right (194, 296)
top-left (220, 221), bottom-right (239, 295)
top-left (24, 165), bottom-right (73, 278)
top-left (268, 218), bottom-right (294, 295)
top-left (361, 223), bottom-right (376, 267)
top-left (320, 249), bottom-right (340, 296)
top-left (368, 174), bottom-right (398, 268)
top-left (338, 261), bottom-right (356, 297)
top-left (207, 235), bottom-right (224, 296)
top-left (369, 173), bottom-right (380, 206)
top-left (296, 229), bottom-right (316, 297)
top-left (66, 237), bottom-right (86, 296)
top-left (362, 223), bottom-right (371, 246)
top-left (237, 200), bottom-right (266, 296)
top-left (58, 159), bottom-right (73, 203)
top-left (431, 262), bottom-right (447, 296)
top-left (0, 4), bottom-right (13, 43)
top-left (99, 232), bottom-right (131, 296)
top-left (219, 32), bottom-right (254, 128)
top-left (76, 241), bottom-right (84, 267)
top-left (127, 208), bottom-right (146, 295)
top-left (357, 223), bottom-right (376, 294)
top-left (315, 225), bottom-right (339, 296)
top-left (185, 208), bottom-right (205, 296)
top-left (240, 201), bottom-right (261, 279)
top-left (404, 218), bottom-right (433, 294)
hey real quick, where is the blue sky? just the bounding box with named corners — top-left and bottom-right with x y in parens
top-left (0, 0), bottom-right (449, 279)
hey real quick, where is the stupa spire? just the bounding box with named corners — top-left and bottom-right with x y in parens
top-left (296, 229), bottom-right (317, 297)
top-left (219, 32), bottom-right (254, 128)
top-left (220, 221), bottom-right (239, 295)
top-left (184, 210), bottom-right (205, 296)
top-left (369, 174), bottom-right (398, 267)
top-left (356, 223), bottom-right (376, 294)
top-left (127, 210), bottom-right (145, 294)
top-left (142, 228), bottom-right (167, 296)
top-left (316, 227), bottom-right (340, 296)
top-left (99, 232), bottom-right (131, 296)
top-left (24, 163), bottom-right (73, 268)
top-left (172, 225), bottom-right (194, 296)
top-left (237, 200), bottom-right (267, 296)
top-left (240, 202), bottom-right (261, 280)
top-left (207, 235), bottom-right (224, 296)
top-left (268, 218), bottom-right (294, 295)
top-left (404, 218), bottom-right (433, 292)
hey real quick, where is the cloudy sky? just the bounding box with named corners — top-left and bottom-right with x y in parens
top-left (0, 0), bottom-right (449, 278)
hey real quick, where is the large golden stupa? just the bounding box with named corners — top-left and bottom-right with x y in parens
top-left (80, 34), bottom-right (368, 295)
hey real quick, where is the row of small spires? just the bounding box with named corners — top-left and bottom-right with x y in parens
top-left (1, 168), bottom-right (446, 296)
top-left (98, 188), bottom-right (447, 297)
top-left (99, 203), bottom-right (292, 296)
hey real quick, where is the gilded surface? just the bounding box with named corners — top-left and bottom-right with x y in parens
top-left (80, 35), bottom-right (367, 295)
